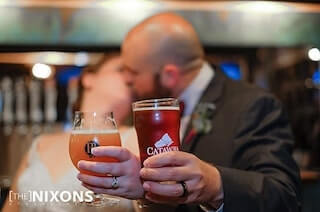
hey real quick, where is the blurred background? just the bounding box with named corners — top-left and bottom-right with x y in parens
top-left (0, 0), bottom-right (319, 211)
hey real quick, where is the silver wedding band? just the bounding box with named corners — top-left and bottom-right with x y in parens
top-left (179, 181), bottom-right (188, 197)
top-left (111, 176), bottom-right (119, 189)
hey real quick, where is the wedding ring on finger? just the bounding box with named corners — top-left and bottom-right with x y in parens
top-left (111, 176), bottom-right (119, 189)
top-left (179, 181), bottom-right (189, 197)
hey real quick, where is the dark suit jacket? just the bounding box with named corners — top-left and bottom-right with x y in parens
top-left (177, 68), bottom-right (301, 212)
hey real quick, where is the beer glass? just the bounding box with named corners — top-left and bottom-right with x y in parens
top-left (132, 98), bottom-right (181, 165)
top-left (69, 111), bottom-right (121, 206)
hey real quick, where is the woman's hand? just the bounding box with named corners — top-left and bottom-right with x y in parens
top-left (77, 146), bottom-right (144, 200)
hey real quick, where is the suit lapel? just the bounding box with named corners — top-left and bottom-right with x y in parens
top-left (181, 67), bottom-right (226, 153)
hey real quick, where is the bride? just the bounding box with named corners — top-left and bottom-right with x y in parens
top-left (3, 53), bottom-right (139, 212)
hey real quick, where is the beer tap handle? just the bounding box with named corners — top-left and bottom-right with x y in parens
top-left (66, 78), bottom-right (79, 130)
top-left (44, 79), bottom-right (57, 132)
top-left (29, 80), bottom-right (43, 135)
top-left (15, 78), bottom-right (28, 135)
top-left (2, 77), bottom-right (14, 136)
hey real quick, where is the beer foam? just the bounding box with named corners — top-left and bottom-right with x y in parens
top-left (71, 129), bottom-right (119, 134)
top-left (133, 106), bottom-right (180, 112)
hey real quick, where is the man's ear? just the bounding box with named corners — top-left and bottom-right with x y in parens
top-left (160, 64), bottom-right (180, 89)
top-left (81, 73), bottom-right (95, 89)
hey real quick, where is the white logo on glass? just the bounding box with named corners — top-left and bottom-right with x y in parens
top-left (155, 133), bottom-right (173, 148)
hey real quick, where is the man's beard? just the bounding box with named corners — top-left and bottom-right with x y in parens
top-left (133, 73), bottom-right (173, 101)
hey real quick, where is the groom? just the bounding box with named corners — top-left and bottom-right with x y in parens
top-left (77, 12), bottom-right (301, 212)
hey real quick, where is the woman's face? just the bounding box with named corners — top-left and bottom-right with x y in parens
top-left (84, 56), bottom-right (132, 124)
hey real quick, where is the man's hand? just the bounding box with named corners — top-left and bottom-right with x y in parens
top-left (140, 151), bottom-right (224, 208)
top-left (77, 146), bottom-right (144, 200)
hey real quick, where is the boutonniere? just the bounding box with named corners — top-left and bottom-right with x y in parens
top-left (184, 102), bottom-right (216, 144)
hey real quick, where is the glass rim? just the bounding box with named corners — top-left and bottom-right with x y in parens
top-left (74, 111), bottom-right (114, 117)
top-left (132, 98), bottom-right (178, 105)
top-left (132, 98), bottom-right (179, 110)
top-left (72, 111), bottom-right (117, 131)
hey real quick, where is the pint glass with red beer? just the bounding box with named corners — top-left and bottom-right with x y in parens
top-left (132, 98), bottom-right (181, 165)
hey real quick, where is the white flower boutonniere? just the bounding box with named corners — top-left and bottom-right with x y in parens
top-left (185, 102), bottom-right (216, 144)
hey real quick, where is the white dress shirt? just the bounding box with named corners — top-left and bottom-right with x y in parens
top-left (179, 62), bottom-right (214, 139)
top-left (178, 62), bottom-right (224, 212)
